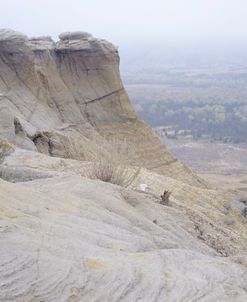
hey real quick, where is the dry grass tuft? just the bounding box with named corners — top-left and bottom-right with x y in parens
top-left (86, 136), bottom-right (138, 187)
top-left (0, 139), bottom-right (14, 162)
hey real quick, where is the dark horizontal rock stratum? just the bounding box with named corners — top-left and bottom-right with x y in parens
top-left (0, 29), bottom-right (202, 186)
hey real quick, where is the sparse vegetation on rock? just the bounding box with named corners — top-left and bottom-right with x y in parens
top-left (0, 139), bottom-right (14, 163)
top-left (160, 190), bottom-right (171, 205)
top-left (87, 137), bottom-right (138, 187)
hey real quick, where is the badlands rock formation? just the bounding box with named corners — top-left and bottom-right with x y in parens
top-left (0, 28), bottom-right (200, 185)
top-left (0, 29), bottom-right (247, 301)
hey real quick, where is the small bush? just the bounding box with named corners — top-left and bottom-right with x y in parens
top-left (91, 161), bottom-right (114, 183)
top-left (87, 137), bottom-right (137, 187)
top-left (0, 139), bottom-right (14, 162)
top-left (90, 161), bottom-right (131, 186)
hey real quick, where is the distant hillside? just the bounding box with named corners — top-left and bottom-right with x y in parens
top-left (123, 67), bottom-right (247, 143)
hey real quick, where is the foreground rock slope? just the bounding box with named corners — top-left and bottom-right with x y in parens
top-left (0, 30), bottom-right (247, 301)
top-left (1, 175), bottom-right (247, 302)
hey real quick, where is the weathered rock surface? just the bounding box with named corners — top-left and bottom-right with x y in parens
top-left (0, 29), bottom-right (201, 186)
top-left (1, 175), bottom-right (247, 302)
top-left (2, 149), bottom-right (247, 257)
top-left (0, 30), bottom-right (247, 301)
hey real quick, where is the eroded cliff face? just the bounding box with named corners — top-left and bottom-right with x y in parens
top-left (1, 30), bottom-right (247, 302)
top-left (0, 29), bottom-right (202, 186)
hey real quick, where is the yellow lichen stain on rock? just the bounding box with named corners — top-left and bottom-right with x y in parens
top-left (84, 259), bottom-right (109, 269)
top-left (109, 243), bottom-right (127, 252)
top-left (71, 287), bottom-right (80, 296)
top-left (29, 297), bottom-right (42, 302)
top-left (132, 252), bottom-right (149, 260)
top-left (163, 271), bottom-right (176, 281)
top-left (61, 204), bottom-right (78, 214)
top-left (5, 211), bottom-right (18, 219)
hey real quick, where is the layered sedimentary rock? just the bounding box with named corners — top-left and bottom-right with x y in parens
top-left (0, 29), bottom-right (201, 185)
top-left (1, 30), bottom-right (247, 301)
top-left (1, 174), bottom-right (247, 302)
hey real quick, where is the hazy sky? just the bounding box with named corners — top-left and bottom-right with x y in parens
top-left (0, 0), bottom-right (247, 47)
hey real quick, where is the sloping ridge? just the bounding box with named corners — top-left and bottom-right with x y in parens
top-left (0, 29), bottom-right (201, 186)
top-left (1, 30), bottom-right (247, 302)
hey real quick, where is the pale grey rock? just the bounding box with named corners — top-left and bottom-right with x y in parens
top-left (29, 36), bottom-right (53, 42)
top-left (0, 176), bottom-right (247, 302)
top-left (0, 28), bottom-right (28, 43)
top-left (0, 29), bottom-right (29, 54)
top-left (0, 29), bottom-right (247, 301)
top-left (56, 33), bottom-right (117, 53)
top-left (27, 37), bottom-right (55, 51)
top-left (0, 107), bottom-right (15, 142)
top-left (2, 148), bottom-right (247, 256)
top-left (59, 31), bottom-right (93, 40)
top-left (0, 165), bottom-right (54, 182)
